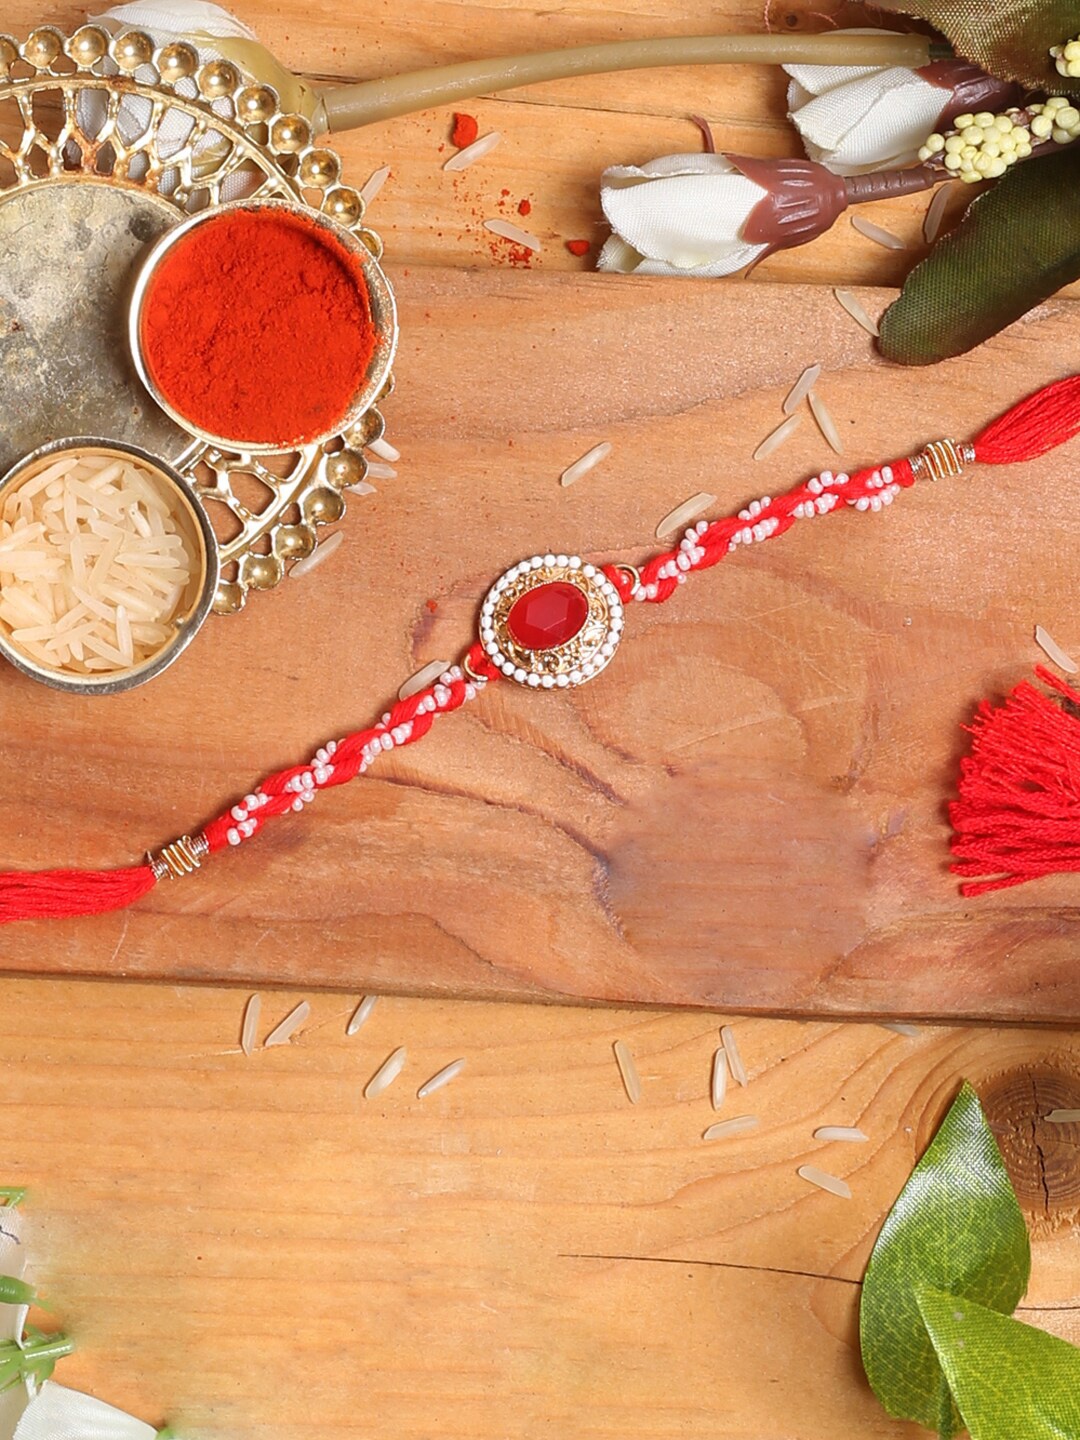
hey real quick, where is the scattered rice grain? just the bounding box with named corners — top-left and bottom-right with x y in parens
top-left (359, 164), bottom-right (391, 205)
top-left (879, 1022), bottom-right (919, 1036)
top-left (656, 491), bottom-right (716, 540)
top-left (560, 441), bottom-right (612, 487)
top-left (711, 1047), bottom-right (728, 1111)
top-left (613, 1039), bottom-right (642, 1104)
top-left (798, 1164), bottom-right (851, 1199)
top-left (400, 658), bottom-right (452, 701)
top-left (264, 1000), bottom-right (311, 1048)
top-left (484, 217), bottom-right (541, 252)
top-left (720, 1025), bottom-right (748, 1087)
top-left (290, 529), bottom-right (344, 578)
top-left (346, 995), bottom-right (378, 1036)
top-left (923, 182), bottom-right (954, 244)
top-left (833, 288), bottom-right (880, 337)
top-left (443, 131), bottom-right (502, 172)
top-left (1034, 624), bottom-right (1078, 674)
top-left (366, 462), bottom-right (397, 481)
top-left (345, 480), bottom-right (377, 497)
top-left (782, 364), bottom-right (822, 416)
top-left (1046, 1108), bottom-right (1080, 1124)
top-left (808, 389), bottom-right (844, 455)
top-left (418, 1059), bottom-right (466, 1098)
top-left (753, 413), bottom-right (801, 462)
top-left (365, 1045), bottom-right (407, 1098)
top-left (814, 1125), bottom-right (868, 1143)
top-left (369, 438), bottom-right (400, 463)
top-left (850, 214), bottom-right (906, 250)
top-left (703, 1115), bottom-right (758, 1140)
top-left (240, 993), bottom-right (261, 1056)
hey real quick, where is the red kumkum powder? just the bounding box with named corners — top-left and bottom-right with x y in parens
top-left (140, 208), bottom-right (378, 448)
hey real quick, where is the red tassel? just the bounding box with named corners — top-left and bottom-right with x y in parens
top-left (0, 864), bottom-right (158, 924)
top-left (973, 374), bottom-right (1080, 465)
top-left (950, 667), bottom-right (1080, 896)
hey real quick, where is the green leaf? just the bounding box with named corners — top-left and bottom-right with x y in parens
top-left (891, 0), bottom-right (1080, 93)
top-left (917, 1286), bottom-right (1080, 1439)
top-left (859, 1082), bottom-right (1030, 1436)
top-left (879, 148), bottom-right (1080, 365)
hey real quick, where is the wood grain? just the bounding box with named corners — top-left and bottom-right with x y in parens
top-left (1, 271), bottom-right (1079, 1021)
top-left (3, 982), bottom-right (1078, 1440)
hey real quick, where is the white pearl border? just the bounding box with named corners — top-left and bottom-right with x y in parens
top-left (479, 554), bottom-right (624, 688)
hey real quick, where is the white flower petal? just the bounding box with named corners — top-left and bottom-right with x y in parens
top-left (13, 1384), bottom-right (157, 1440)
top-left (782, 28), bottom-right (902, 95)
top-left (90, 1), bottom-right (256, 40)
top-left (600, 164), bottom-right (767, 273)
top-left (0, 1210), bottom-right (28, 1345)
top-left (789, 67), bottom-right (946, 174)
top-left (0, 1380), bottom-right (31, 1440)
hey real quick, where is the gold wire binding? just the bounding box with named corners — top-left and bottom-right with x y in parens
top-left (909, 438), bottom-right (975, 483)
top-left (613, 562), bottom-right (642, 595)
top-left (148, 833), bottom-right (210, 882)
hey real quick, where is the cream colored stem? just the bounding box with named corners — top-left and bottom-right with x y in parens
top-left (319, 32), bottom-right (939, 131)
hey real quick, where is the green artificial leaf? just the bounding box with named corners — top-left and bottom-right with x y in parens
top-left (879, 147), bottom-right (1080, 365)
top-left (891, 0), bottom-right (1080, 92)
top-left (859, 1082), bottom-right (1030, 1436)
top-left (917, 1286), bottom-right (1080, 1439)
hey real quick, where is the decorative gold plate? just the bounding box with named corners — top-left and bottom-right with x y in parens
top-left (0, 24), bottom-right (397, 615)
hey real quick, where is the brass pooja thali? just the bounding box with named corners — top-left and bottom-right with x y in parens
top-left (0, 24), bottom-right (398, 678)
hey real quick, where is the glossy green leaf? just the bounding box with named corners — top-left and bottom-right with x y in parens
top-left (891, 0), bottom-right (1080, 92)
top-left (917, 1286), bottom-right (1080, 1439)
top-left (879, 148), bottom-right (1080, 365)
top-left (859, 1082), bottom-right (1030, 1436)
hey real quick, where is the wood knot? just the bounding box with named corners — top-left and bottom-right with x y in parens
top-left (977, 1065), bottom-right (1080, 1231)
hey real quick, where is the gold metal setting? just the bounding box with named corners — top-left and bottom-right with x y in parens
top-left (910, 438), bottom-right (974, 483)
top-left (480, 555), bottom-right (624, 689)
top-left (149, 832), bottom-right (210, 881)
top-left (0, 26), bottom-right (398, 614)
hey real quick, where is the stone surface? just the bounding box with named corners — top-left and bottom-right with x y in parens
top-left (507, 580), bottom-right (588, 650)
top-left (0, 180), bottom-right (186, 479)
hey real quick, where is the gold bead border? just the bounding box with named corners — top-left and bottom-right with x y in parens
top-left (0, 25), bottom-right (395, 614)
top-left (480, 556), bottom-right (624, 688)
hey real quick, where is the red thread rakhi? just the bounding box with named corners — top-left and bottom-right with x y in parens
top-left (3, 374), bottom-right (1080, 925)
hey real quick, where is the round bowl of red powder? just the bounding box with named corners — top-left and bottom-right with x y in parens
top-left (129, 199), bottom-right (397, 453)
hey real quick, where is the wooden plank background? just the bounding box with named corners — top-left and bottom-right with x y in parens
top-left (1, 2), bottom-right (1079, 1437)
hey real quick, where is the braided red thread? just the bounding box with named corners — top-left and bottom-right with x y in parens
top-left (606, 457), bottom-right (917, 604)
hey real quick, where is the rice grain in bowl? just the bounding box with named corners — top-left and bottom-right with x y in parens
top-left (0, 440), bottom-right (217, 694)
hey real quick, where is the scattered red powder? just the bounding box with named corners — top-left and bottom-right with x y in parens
top-left (566, 239), bottom-right (591, 257)
top-left (140, 208), bottom-right (376, 447)
top-left (452, 113), bottom-right (479, 148)
top-left (518, 199), bottom-right (532, 216)
top-left (425, 599), bottom-right (439, 613)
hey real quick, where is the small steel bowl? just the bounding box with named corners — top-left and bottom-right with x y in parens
top-left (0, 438), bottom-right (218, 696)
top-left (128, 197), bottom-right (399, 455)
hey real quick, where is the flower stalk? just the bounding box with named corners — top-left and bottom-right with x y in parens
top-left (317, 31), bottom-right (947, 131)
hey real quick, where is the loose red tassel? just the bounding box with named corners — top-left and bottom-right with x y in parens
top-left (950, 668), bottom-right (1080, 896)
top-left (0, 864), bottom-right (158, 923)
top-left (973, 374), bottom-right (1080, 465)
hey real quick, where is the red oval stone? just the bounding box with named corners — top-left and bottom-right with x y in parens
top-left (507, 581), bottom-right (589, 650)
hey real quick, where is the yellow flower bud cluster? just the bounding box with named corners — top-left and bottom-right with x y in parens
top-left (918, 110), bottom-right (1033, 184)
top-left (1029, 95), bottom-right (1080, 144)
top-left (1051, 35), bottom-right (1080, 78)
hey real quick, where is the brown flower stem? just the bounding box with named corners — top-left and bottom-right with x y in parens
top-left (319, 32), bottom-right (942, 131)
top-left (844, 166), bottom-right (941, 203)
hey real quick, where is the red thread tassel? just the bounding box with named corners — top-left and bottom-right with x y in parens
top-left (973, 374), bottom-right (1080, 465)
top-left (0, 863), bottom-right (157, 923)
top-left (950, 668), bottom-right (1080, 895)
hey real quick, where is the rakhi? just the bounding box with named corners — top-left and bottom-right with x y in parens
top-left (3, 373), bottom-right (1080, 926)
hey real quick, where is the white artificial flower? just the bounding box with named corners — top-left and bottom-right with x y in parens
top-left (0, 1207), bottom-right (29, 1345)
top-left (11, 1382), bottom-right (157, 1440)
top-left (91, 0), bottom-right (256, 41)
top-left (598, 153), bottom-right (769, 277)
top-left (785, 28), bottom-right (949, 175)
